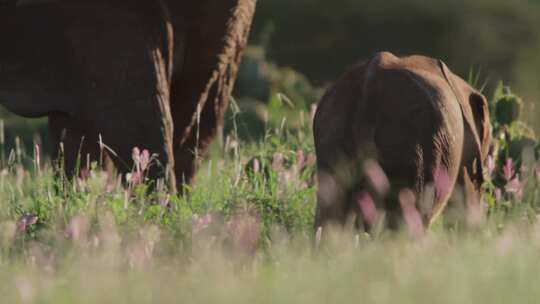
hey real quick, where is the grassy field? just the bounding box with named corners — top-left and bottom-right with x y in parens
top-left (1, 86), bottom-right (540, 303)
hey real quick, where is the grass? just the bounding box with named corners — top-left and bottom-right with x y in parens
top-left (0, 87), bottom-right (539, 303)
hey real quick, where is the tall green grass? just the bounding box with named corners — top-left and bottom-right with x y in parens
top-left (0, 85), bottom-right (539, 303)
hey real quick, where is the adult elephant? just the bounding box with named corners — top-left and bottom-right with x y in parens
top-left (0, 0), bottom-right (256, 192)
top-left (313, 52), bottom-right (491, 231)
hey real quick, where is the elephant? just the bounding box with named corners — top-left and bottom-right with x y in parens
top-left (313, 51), bottom-right (491, 231)
top-left (0, 0), bottom-right (256, 192)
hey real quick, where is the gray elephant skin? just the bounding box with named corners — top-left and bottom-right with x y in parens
top-left (0, 0), bottom-right (256, 192)
top-left (313, 52), bottom-right (491, 231)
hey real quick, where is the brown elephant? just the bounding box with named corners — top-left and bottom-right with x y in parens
top-left (0, 0), bottom-right (256, 192)
top-left (313, 52), bottom-right (491, 231)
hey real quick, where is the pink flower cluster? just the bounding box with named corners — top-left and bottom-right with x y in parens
top-left (129, 147), bottom-right (151, 185)
top-left (192, 213), bottom-right (213, 235)
top-left (490, 156), bottom-right (529, 202)
top-left (225, 214), bottom-right (260, 256)
top-left (191, 211), bottom-right (261, 256)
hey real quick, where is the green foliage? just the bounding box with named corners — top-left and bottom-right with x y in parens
top-left (235, 46), bottom-right (323, 107)
top-left (490, 83), bottom-right (537, 155)
top-left (226, 60), bottom-right (320, 142)
top-left (494, 89), bottom-right (524, 126)
top-left (481, 83), bottom-right (540, 215)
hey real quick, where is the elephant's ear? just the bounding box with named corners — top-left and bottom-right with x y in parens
top-left (438, 60), bottom-right (492, 187)
top-left (438, 61), bottom-right (491, 159)
top-left (469, 91), bottom-right (491, 160)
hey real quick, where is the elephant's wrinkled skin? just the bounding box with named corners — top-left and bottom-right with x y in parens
top-left (0, 0), bottom-right (256, 191)
top-left (313, 52), bottom-right (491, 231)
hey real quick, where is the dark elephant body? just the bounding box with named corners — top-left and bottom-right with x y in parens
top-left (0, 0), bottom-right (256, 191)
top-left (314, 52), bottom-right (491, 230)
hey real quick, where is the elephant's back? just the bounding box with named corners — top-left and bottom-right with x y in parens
top-left (372, 67), bottom-right (464, 195)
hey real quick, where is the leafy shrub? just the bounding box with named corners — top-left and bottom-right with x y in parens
top-left (482, 83), bottom-right (540, 214)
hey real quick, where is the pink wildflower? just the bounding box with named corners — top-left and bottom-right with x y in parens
top-left (494, 188), bottom-right (502, 202)
top-left (225, 214), bottom-right (260, 256)
top-left (363, 159), bottom-right (390, 196)
top-left (130, 147), bottom-right (152, 185)
top-left (192, 214), bottom-right (213, 235)
top-left (433, 166), bottom-right (451, 200)
top-left (252, 158), bottom-right (260, 173)
top-left (272, 153), bottom-right (284, 171)
top-left (17, 214), bottom-right (38, 234)
top-left (79, 167), bottom-right (91, 180)
top-left (467, 200), bottom-right (486, 228)
top-left (357, 191), bottom-right (378, 228)
top-left (65, 215), bottom-right (89, 243)
top-left (132, 147), bottom-right (141, 167)
top-left (159, 194), bottom-right (170, 208)
top-left (315, 226), bottom-right (323, 248)
top-left (128, 171), bottom-right (144, 185)
top-left (296, 150), bottom-right (305, 170)
top-left (486, 155), bottom-right (495, 177)
top-left (139, 149), bottom-right (150, 172)
top-left (505, 175), bottom-right (524, 200)
top-left (399, 189), bottom-right (424, 239)
top-left (307, 153), bottom-right (317, 167)
top-left (503, 158), bottom-right (515, 182)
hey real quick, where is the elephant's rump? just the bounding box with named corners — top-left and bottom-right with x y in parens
top-left (369, 70), bottom-right (463, 217)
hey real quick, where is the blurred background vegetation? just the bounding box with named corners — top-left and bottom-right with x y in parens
top-left (250, 0), bottom-right (540, 97)
top-left (2, 0), bottom-right (540, 153)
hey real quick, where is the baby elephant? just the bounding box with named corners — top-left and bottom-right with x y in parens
top-left (313, 52), bottom-right (491, 232)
